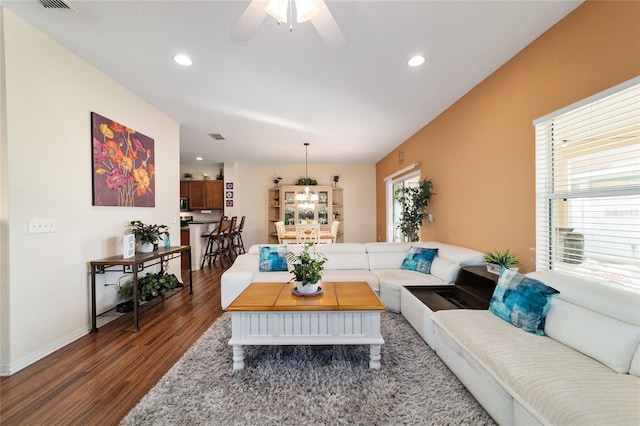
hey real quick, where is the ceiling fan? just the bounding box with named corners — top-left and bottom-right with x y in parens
top-left (231, 0), bottom-right (346, 52)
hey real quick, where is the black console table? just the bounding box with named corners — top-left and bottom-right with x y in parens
top-left (405, 265), bottom-right (499, 312)
top-left (89, 245), bottom-right (192, 333)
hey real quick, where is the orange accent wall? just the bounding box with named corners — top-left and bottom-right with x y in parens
top-left (375, 1), bottom-right (640, 272)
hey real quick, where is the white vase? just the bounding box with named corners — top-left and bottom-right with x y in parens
top-left (138, 242), bottom-right (154, 253)
top-left (296, 282), bottom-right (319, 294)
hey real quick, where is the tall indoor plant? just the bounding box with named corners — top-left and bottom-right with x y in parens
top-left (394, 179), bottom-right (434, 242)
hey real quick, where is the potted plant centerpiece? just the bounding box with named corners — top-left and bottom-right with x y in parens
top-left (286, 243), bottom-right (327, 294)
top-left (393, 179), bottom-right (435, 242)
top-left (129, 220), bottom-right (169, 253)
top-left (483, 249), bottom-right (519, 274)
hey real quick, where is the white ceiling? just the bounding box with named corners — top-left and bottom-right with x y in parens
top-left (2, 0), bottom-right (582, 165)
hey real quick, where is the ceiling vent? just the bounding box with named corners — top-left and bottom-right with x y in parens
top-left (208, 133), bottom-right (226, 141)
top-left (37, 0), bottom-right (71, 9)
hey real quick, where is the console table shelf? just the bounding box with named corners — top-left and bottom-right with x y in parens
top-left (89, 245), bottom-right (192, 333)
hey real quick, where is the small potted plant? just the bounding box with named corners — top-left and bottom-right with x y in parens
top-left (483, 249), bottom-right (519, 274)
top-left (183, 172), bottom-right (193, 180)
top-left (129, 220), bottom-right (169, 253)
top-left (286, 243), bottom-right (327, 294)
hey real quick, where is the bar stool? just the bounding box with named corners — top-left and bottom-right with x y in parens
top-left (232, 216), bottom-right (246, 255)
top-left (201, 216), bottom-right (228, 268)
top-left (223, 216), bottom-right (237, 264)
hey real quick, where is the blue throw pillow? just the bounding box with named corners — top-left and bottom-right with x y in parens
top-left (401, 247), bottom-right (438, 274)
top-left (489, 268), bottom-right (559, 335)
top-left (259, 245), bottom-right (288, 272)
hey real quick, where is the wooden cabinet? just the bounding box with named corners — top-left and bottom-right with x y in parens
top-left (182, 180), bottom-right (223, 210)
top-left (268, 185), bottom-right (344, 243)
top-left (206, 181), bottom-right (224, 209)
top-left (180, 180), bottom-right (189, 197)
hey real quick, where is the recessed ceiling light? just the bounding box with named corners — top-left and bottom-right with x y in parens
top-left (408, 55), bottom-right (425, 67)
top-left (173, 54), bottom-right (192, 67)
top-left (196, 156), bottom-right (203, 161)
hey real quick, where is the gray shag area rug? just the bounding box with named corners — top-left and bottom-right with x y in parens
top-left (121, 312), bottom-right (495, 425)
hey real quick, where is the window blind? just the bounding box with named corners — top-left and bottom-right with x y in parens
top-left (534, 77), bottom-right (640, 289)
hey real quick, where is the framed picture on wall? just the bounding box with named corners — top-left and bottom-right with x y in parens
top-left (226, 182), bottom-right (233, 190)
top-left (226, 200), bottom-right (233, 207)
top-left (91, 112), bottom-right (155, 207)
top-left (226, 191), bottom-right (233, 199)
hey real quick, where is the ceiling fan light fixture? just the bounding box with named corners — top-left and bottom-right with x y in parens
top-left (295, 0), bottom-right (319, 23)
top-left (265, 0), bottom-right (289, 23)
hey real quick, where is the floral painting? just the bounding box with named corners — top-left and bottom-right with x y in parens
top-left (91, 112), bottom-right (155, 207)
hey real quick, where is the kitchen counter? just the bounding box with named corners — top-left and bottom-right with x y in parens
top-left (187, 221), bottom-right (220, 270)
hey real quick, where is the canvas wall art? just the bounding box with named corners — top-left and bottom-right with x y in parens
top-left (91, 112), bottom-right (155, 207)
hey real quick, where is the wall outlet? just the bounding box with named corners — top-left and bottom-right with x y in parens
top-left (28, 219), bottom-right (56, 233)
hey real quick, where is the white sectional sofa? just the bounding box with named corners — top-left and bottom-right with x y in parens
top-left (220, 242), bottom-right (485, 310)
top-left (432, 270), bottom-right (640, 425)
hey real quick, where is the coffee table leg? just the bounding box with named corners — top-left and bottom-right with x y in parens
top-left (232, 345), bottom-right (245, 371)
top-left (369, 344), bottom-right (382, 369)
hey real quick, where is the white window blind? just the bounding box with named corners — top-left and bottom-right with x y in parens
top-left (534, 77), bottom-right (640, 290)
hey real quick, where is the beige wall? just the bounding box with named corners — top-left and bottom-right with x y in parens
top-left (0, 10), bottom-right (180, 374)
top-left (222, 162), bottom-right (376, 248)
top-left (376, 1), bottom-right (640, 273)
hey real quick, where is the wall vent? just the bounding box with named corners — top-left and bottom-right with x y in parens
top-left (208, 133), bottom-right (226, 141)
top-left (38, 0), bottom-right (71, 9)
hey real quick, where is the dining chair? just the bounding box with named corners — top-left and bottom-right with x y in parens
top-left (295, 223), bottom-right (320, 244)
top-left (274, 221), bottom-right (286, 244)
top-left (330, 220), bottom-right (341, 244)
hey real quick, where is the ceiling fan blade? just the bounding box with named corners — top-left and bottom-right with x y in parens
top-left (310, 0), bottom-right (346, 52)
top-left (231, 0), bottom-right (269, 41)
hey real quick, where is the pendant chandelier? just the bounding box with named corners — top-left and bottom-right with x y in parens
top-left (296, 142), bottom-right (318, 206)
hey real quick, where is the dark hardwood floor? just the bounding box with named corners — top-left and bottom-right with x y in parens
top-left (0, 265), bottom-right (226, 425)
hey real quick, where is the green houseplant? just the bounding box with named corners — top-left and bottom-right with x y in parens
top-left (118, 271), bottom-right (180, 301)
top-left (129, 220), bottom-right (169, 252)
top-left (286, 243), bottom-right (327, 293)
top-left (483, 249), bottom-right (519, 274)
top-left (393, 179), bottom-right (435, 242)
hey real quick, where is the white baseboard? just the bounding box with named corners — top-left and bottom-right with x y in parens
top-left (0, 313), bottom-right (120, 376)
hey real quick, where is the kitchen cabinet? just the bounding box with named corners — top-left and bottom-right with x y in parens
top-left (180, 181), bottom-right (189, 198)
top-left (182, 180), bottom-right (223, 210)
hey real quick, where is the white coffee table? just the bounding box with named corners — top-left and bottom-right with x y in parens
top-left (226, 281), bottom-right (386, 370)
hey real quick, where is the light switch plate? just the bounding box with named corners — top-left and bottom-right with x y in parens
top-left (28, 219), bottom-right (56, 233)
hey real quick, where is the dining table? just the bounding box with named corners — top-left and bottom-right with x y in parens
top-left (280, 231), bottom-right (335, 243)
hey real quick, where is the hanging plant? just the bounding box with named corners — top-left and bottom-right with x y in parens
top-left (394, 179), bottom-right (435, 242)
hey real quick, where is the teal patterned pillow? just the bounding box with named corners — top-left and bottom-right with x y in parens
top-left (259, 245), bottom-right (288, 272)
top-left (401, 247), bottom-right (438, 275)
top-left (489, 268), bottom-right (559, 335)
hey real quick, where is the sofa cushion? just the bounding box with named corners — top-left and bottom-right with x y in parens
top-left (545, 298), bottom-right (640, 374)
top-left (433, 310), bottom-right (640, 425)
top-left (365, 242), bottom-right (413, 269)
top-left (259, 245), bottom-right (288, 272)
top-left (320, 269), bottom-right (380, 292)
top-left (489, 269), bottom-right (559, 335)
top-left (401, 247), bottom-right (438, 274)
